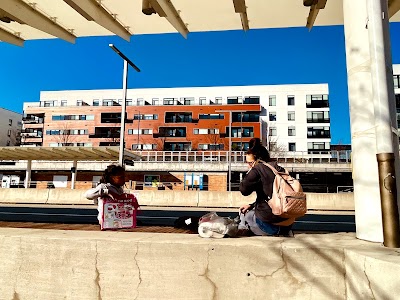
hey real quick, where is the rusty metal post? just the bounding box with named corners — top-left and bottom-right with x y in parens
top-left (377, 153), bottom-right (400, 248)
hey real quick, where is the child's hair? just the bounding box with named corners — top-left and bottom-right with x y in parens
top-left (99, 164), bottom-right (125, 185)
top-left (247, 137), bottom-right (271, 162)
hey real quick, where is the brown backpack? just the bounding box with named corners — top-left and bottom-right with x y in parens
top-left (261, 162), bottom-right (307, 223)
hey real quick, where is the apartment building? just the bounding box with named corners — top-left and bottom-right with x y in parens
top-left (0, 108), bottom-right (22, 146)
top-left (21, 84), bottom-right (331, 153)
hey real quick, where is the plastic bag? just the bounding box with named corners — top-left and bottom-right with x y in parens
top-left (198, 212), bottom-right (239, 238)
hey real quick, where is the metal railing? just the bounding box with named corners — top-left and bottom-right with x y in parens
top-left (0, 180), bottom-right (353, 193)
top-left (133, 150), bottom-right (352, 164)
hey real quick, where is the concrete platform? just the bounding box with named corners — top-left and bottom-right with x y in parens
top-left (1, 228), bottom-right (399, 300)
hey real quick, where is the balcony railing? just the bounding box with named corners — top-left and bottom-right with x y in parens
top-left (307, 118), bottom-right (330, 123)
top-left (22, 117), bottom-right (44, 124)
top-left (88, 133), bottom-right (120, 138)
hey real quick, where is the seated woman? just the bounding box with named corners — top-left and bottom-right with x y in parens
top-left (239, 138), bottom-right (293, 237)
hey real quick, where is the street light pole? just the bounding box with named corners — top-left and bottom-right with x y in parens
top-left (228, 111), bottom-right (232, 191)
top-left (119, 59), bottom-right (128, 166)
top-left (137, 110), bottom-right (140, 149)
top-left (216, 109), bottom-right (253, 192)
top-left (109, 44), bottom-right (141, 166)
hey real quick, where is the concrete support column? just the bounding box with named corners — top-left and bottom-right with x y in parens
top-left (24, 160), bottom-right (31, 189)
top-left (343, 0), bottom-right (382, 242)
top-left (71, 160), bottom-right (77, 190)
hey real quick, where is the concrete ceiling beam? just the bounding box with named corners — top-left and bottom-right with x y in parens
top-left (0, 26), bottom-right (24, 46)
top-left (149, 0), bottom-right (189, 38)
top-left (0, 0), bottom-right (76, 43)
top-left (64, 0), bottom-right (131, 42)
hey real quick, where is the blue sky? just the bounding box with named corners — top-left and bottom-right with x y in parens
top-left (1, 23), bottom-right (399, 144)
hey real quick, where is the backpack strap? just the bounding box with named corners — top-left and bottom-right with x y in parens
top-left (259, 160), bottom-right (288, 175)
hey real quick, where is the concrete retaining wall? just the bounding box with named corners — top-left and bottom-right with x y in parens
top-left (0, 229), bottom-right (398, 300)
top-left (0, 189), bottom-right (354, 210)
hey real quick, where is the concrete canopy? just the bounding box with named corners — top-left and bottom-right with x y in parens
top-left (0, 0), bottom-right (399, 46)
top-left (0, 146), bottom-right (140, 161)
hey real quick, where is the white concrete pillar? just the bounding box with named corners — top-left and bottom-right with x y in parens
top-left (71, 160), bottom-right (77, 190)
top-left (343, 0), bottom-right (382, 242)
top-left (367, 0), bottom-right (400, 247)
top-left (24, 160), bottom-right (32, 189)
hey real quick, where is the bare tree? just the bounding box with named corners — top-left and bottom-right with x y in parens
top-left (151, 135), bottom-right (168, 151)
top-left (266, 135), bottom-right (286, 158)
top-left (9, 128), bottom-right (21, 146)
top-left (204, 127), bottom-right (227, 150)
top-left (55, 123), bottom-right (76, 146)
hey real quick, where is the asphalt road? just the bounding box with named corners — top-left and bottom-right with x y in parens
top-left (0, 205), bottom-right (355, 233)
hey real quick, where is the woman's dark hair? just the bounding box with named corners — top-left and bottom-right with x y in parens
top-left (100, 164), bottom-right (125, 184)
top-left (247, 137), bottom-right (271, 162)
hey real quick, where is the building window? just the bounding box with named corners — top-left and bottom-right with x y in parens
top-left (227, 96), bottom-right (241, 104)
top-left (43, 101), bottom-right (56, 107)
top-left (306, 94), bottom-right (329, 108)
top-left (269, 95), bottom-right (276, 106)
top-left (144, 175), bottom-right (160, 187)
top-left (137, 98), bottom-right (144, 106)
top-left (199, 97), bottom-right (207, 105)
top-left (287, 96), bottom-right (295, 106)
top-left (152, 98), bottom-right (159, 105)
top-left (165, 112), bottom-right (192, 123)
top-left (102, 99), bottom-right (114, 106)
top-left (128, 129), bottom-right (153, 135)
top-left (269, 112), bottom-right (276, 121)
top-left (243, 96), bottom-right (260, 104)
top-left (126, 99), bottom-right (133, 106)
top-left (199, 114), bottom-right (224, 120)
top-left (308, 142), bottom-right (330, 151)
top-left (52, 114), bottom-right (94, 121)
top-left (214, 97), bottom-right (223, 104)
top-left (288, 126), bottom-right (296, 136)
top-left (61, 100), bottom-right (67, 107)
top-left (307, 111), bottom-right (330, 123)
top-left (183, 97), bottom-right (194, 105)
top-left (7, 129), bottom-right (11, 137)
top-left (288, 142), bottom-right (296, 151)
top-left (92, 99), bottom-right (99, 106)
top-left (194, 128), bottom-right (219, 135)
top-left (307, 126), bottom-right (331, 138)
top-left (6, 140), bottom-right (10, 146)
top-left (163, 98), bottom-right (175, 105)
top-left (394, 75), bottom-right (400, 88)
top-left (198, 144), bottom-right (224, 150)
top-left (198, 144), bottom-right (208, 150)
top-left (8, 119), bottom-right (12, 126)
top-left (269, 127), bottom-right (277, 136)
top-left (76, 100), bottom-right (83, 106)
top-left (288, 111), bottom-right (295, 121)
top-left (232, 112), bottom-right (259, 122)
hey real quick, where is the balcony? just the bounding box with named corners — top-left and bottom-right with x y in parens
top-left (165, 114), bottom-right (193, 123)
top-left (21, 132), bottom-right (42, 139)
top-left (21, 136), bottom-right (43, 144)
top-left (307, 133), bottom-right (331, 138)
top-left (165, 116), bottom-right (193, 123)
top-left (89, 127), bottom-right (120, 139)
top-left (306, 100), bottom-right (329, 108)
top-left (158, 127), bottom-right (187, 138)
top-left (22, 117), bottom-right (44, 124)
top-left (89, 133), bottom-right (120, 139)
top-left (307, 118), bottom-right (330, 123)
